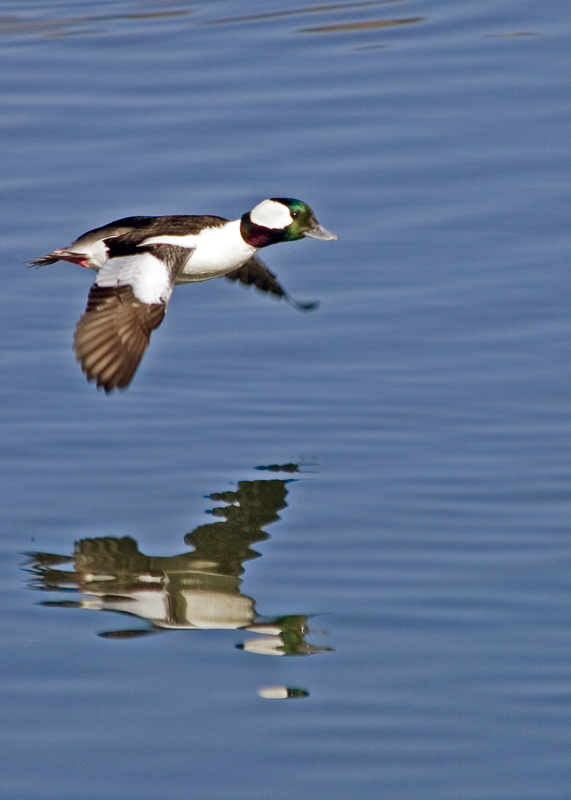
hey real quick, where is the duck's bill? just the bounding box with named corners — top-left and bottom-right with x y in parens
top-left (304, 221), bottom-right (338, 241)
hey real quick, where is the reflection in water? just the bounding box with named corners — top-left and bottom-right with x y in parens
top-left (484, 31), bottom-right (540, 38)
top-left (256, 462), bottom-right (301, 473)
top-left (0, 10), bottom-right (189, 39)
top-left (0, 1), bottom-right (418, 41)
top-left (258, 686), bottom-right (310, 699)
top-left (0, 2), bottom-right (422, 43)
top-left (300, 16), bottom-right (423, 33)
top-left (206, 0), bottom-right (409, 26)
top-left (25, 472), bottom-right (333, 659)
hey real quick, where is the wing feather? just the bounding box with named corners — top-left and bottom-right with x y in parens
top-left (73, 246), bottom-right (191, 392)
top-left (73, 285), bottom-right (166, 392)
top-left (225, 256), bottom-right (318, 311)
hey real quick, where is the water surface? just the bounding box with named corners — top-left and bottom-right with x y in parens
top-left (2, 1), bottom-right (571, 798)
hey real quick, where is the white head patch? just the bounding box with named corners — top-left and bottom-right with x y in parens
top-left (250, 199), bottom-right (293, 230)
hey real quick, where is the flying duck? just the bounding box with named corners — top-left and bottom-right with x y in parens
top-left (31, 198), bottom-right (337, 392)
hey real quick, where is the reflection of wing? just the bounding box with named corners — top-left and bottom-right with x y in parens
top-left (225, 256), bottom-right (319, 312)
top-left (73, 246), bottom-right (191, 392)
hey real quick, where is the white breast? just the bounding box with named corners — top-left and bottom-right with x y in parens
top-left (143, 219), bottom-right (257, 283)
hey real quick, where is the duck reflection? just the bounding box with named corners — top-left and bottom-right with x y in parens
top-left (26, 468), bottom-right (333, 657)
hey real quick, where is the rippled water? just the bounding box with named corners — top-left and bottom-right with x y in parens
top-left (2, 1), bottom-right (571, 798)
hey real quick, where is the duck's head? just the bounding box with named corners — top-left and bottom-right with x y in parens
top-left (241, 198), bottom-right (338, 248)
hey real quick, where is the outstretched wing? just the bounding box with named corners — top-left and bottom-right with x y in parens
top-left (73, 246), bottom-right (191, 392)
top-left (224, 256), bottom-right (319, 312)
top-left (73, 285), bottom-right (167, 392)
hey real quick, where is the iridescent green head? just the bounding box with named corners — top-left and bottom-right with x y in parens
top-left (241, 198), bottom-right (337, 248)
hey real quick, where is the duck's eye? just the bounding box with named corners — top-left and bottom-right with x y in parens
top-left (291, 211), bottom-right (299, 219)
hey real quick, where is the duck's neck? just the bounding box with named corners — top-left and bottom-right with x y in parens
top-left (240, 213), bottom-right (289, 248)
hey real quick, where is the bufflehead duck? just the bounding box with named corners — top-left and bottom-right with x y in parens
top-left (32, 198), bottom-right (337, 393)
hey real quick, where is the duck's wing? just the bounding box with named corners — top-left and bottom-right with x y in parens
top-left (73, 284), bottom-right (167, 392)
top-left (224, 256), bottom-right (319, 312)
top-left (73, 245), bottom-right (192, 393)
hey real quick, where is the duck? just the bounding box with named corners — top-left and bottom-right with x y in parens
top-left (31, 198), bottom-right (337, 393)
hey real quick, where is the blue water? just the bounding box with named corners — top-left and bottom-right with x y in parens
top-left (2, 1), bottom-right (571, 798)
